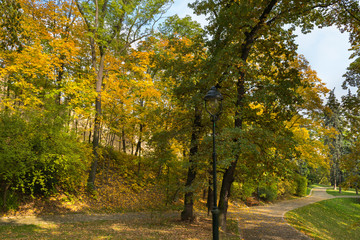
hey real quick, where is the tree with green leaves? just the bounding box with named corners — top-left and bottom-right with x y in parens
top-left (189, 0), bottom-right (357, 226)
top-left (324, 89), bottom-right (343, 191)
top-left (74, 0), bottom-right (172, 188)
top-left (148, 14), bottom-right (209, 221)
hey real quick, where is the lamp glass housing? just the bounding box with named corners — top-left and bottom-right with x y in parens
top-left (204, 86), bottom-right (223, 116)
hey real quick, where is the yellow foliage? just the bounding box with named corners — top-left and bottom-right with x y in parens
top-left (249, 102), bottom-right (265, 116)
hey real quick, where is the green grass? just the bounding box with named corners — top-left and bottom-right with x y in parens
top-left (285, 198), bottom-right (360, 240)
top-left (327, 188), bottom-right (359, 196)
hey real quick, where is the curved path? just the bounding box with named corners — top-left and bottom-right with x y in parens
top-left (230, 188), bottom-right (358, 240)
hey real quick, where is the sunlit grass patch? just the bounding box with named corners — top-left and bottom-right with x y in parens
top-left (285, 198), bottom-right (360, 240)
top-left (326, 188), bottom-right (359, 196)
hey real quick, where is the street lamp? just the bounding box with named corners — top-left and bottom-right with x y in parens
top-left (204, 86), bottom-right (223, 240)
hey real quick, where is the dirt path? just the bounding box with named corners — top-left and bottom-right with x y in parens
top-left (230, 187), bottom-right (358, 240)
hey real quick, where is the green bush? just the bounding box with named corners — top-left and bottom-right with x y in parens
top-left (277, 179), bottom-right (296, 196)
top-left (294, 174), bottom-right (308, 197)
top-left (231, 181), bottom-right (257, 201)
top-left (258, 182), bottom-right (278, 201)
top-left (230, 182), bottom-right (242, 200)
top-left (0, 190), bottom-right (19, 211)
top-left (0, 110), bottom-right (92, 202)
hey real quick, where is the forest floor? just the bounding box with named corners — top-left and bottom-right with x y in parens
top-left (0, 204), bottom-right (240, 239)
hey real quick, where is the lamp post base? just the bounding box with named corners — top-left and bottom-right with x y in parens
top-left (211, 207), bottom-right (220, 240)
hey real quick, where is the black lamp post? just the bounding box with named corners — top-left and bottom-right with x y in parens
top-left (204, 86), bottom-right (223, 240)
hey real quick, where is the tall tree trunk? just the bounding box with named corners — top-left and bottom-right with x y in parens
top-left (87, 36), bottom-right (105, 188)
top-left (207, 179), bottom-right (213, 215)
top-left (135, 124), bottom-right (143, 156)
top-left (83, 119), bottom-right (88, 142)
top-left (136, 124), bottom-right (143, 174)
top-left (218, 73), bottom-right (245, 227)
top-left (181, 107), bottom-right (202, 221)
top-left (333, 167), bottom-right (337, 190)
top-left (218, 159), bottom-right (237, 226)
top-left (2, 183), bottom-right (10, 209)
top-left (88, 93), bottom-right (101, 188)
top-left (339, 171), bottom-right (342, 194)
top-left (122, 127), bottom-right (126, 153)
top-left (88, 121), bottom-right (92, 143)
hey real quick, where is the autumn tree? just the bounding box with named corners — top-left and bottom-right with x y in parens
top-left (189, 0), bottom-right (352, 226)
top-left (74, 0), bottom-right (172, 188)
top-left (0, 0), bottom-right (94, 208)
top-left (147, 15), bottom-right (209, 221)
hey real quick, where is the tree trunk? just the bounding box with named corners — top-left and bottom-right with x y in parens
top-left (83, 119), bottom-right (88, 142)
top-left (207, 181), bottom-right (213, 215)
top-left (218, 74), bottom-right (245, 227)
top-left (218, 159), bottom-right (237, 227)
top-left (2, 183), bottom-right (10, 209)
top-left (136, 124), bottom-right (143, 175)
top-left (181, 107), bottom-right (202, 221)
top-left (88, 121), bottom-right (92, 143)
top-left (339, 172), bottom-right (342, 194)
top-left (87, 40), bottom-right (105, 189)
top-left (88, 93), bottom-right (101, 188)
top-left (135, 124), bottom-right (143, 156)
top-left (333, 167), bottom-right (337, 190)
top-left (122, 127), bottom-right (126, 153)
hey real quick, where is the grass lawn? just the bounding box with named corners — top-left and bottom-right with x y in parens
top-left (327, 188), bottom-right (359, 196)
top-left (0, 213), bottom-right (240, 240)
top-left (285, 198), bottom-right (360, 240)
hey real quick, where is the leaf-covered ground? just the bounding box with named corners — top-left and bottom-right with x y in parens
top-left (0, 213), bottom-right (224, 240)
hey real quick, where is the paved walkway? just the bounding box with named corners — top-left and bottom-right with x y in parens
top-left (230, 187), bottom-right (358, 240)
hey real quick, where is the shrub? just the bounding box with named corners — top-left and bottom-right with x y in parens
top-left (0, 190), bottom-right (19, 211)
top-left (294, 174), bottom-right (308, 197)
top-left (277, 179), bottom-right (296, 196)
top-left (258, 182), bottom-right (278, 201)
top-left (231, 181), bottom-right (257, 201)
top-left (0, 110), bottom-right (92, 203)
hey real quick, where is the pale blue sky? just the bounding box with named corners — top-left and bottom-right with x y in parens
top-left (165, 0), bottom-right (353, 99)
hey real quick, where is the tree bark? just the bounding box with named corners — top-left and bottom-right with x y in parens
top-left (88, 93), bottom-right (101, 188)
top-left (135, 124), bottom-right (143, 156)
top-left (122, 127), bottom-right (126, 153)
top-left (2, 183), bottom-right (10, 209)
top-left (339, 171), bottom-right (342, 194)
top-left (181, 107), bottom-right (202, 221)
top-left (207, 179), bottom-right (213, 215)
top-left (218, 159), bottom-right (237, 227)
